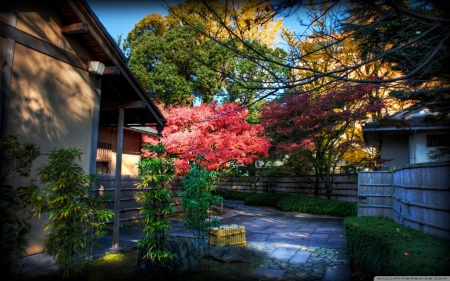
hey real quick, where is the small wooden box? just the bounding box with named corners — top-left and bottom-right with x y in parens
top-left (208, 224), bottom-right (246, 247)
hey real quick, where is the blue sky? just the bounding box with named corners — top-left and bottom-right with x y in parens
top-left (87, 1), bottom-right (179, 40)
top-left (86, 0), bottom-right (304, 42)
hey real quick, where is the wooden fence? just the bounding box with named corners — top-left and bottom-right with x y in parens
top-left (357, 162), bottom-right (450, 239)
top-left (95, 174), bottom-right (358, 226)
top-left (96, 163), bottom-right (449, 239)
top-left (95, 175), bottom-right (183, 227)
top-left (216, 175), bottom-right (358, 202)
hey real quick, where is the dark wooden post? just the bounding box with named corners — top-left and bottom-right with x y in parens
top-left (0, 3), bottom-right (17, 138)
top-left (112, 107), bottom-right (124, 250)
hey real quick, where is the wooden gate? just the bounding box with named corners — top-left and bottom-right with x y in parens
top-left (358, 171), bottom-right (393, 217)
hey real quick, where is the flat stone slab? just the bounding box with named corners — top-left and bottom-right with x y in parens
top-left (285, 239), bottom-right (310, 246)
top-left (314, 227), bottom-right (336, 233)
top-left (270, 247), bottom-right (297, 260)
top-left (252, 268), bottom-right (285, 278)
top-left (246, 233), bottom-right (270, 241)
top-left (322, 266), bottom-right (351, 281)
top-left (309, 233), bottom-right (330, 241)
top-left (306, 222), bottom-right (323, 227)
top-left (265, 238), bottom-right (289, 244)
top-left (289, 250), bottom-right (311, 264)
top-left (327, 237), bottom-right (345, 243)
top-left (266, 233), bottom-right (290, 239)
top-left (297, 226), bottom-right (316, 232)
top-left (309, 241), bottom-right (345, 248)
top-left (287, 231), bottom-right (312, 238)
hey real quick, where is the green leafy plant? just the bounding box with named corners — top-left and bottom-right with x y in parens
top-left (427, 147), bottom-right (450, 162)
top-left (182, 161), bottom-right (222, 241)
top-left (137, 143), bottom-right (176, 278)
top-left (0, 135), bottom-right (41, 277)
top-left (181, 160), bottom-right (222, 280)
top-left (37, 148), bottom-right (114, 279)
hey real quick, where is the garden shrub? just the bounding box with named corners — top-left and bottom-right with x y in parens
top-left (0, 135), bottom-right (41, 276)
top-left (137, 143), bottom-right (176, 279)
top-left (344, 216), bottom-right (450, 276)
top-left (244, 192), bottom-right (357, 217)
top-left (182, 161), bottom-right (221, 239)
top-left (212, 189), bottom-right (256, 201)
top-left (244, 192), bottom-right (287, 207)
top-left (37, 148), bottom-right (114, 279)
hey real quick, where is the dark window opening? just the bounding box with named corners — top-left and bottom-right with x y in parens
top-left (96, 162), bottom-right (109, 175)
top-left (96, 142), bottom-right (112, 161)
top-left (427, 134), bottom-right (450, 147)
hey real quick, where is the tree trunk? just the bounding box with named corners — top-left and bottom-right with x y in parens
top-left (314, 174), bottom-right (320, 198)
top-left (324, 165), bottom-right (331, 199)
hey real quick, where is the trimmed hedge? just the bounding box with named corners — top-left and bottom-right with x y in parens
top-left (243, 192), bottom-right (357, 217)
top-left (344, 216), bottom-right (450, 276)
top-left (212, 189), bottom-right (256, 201)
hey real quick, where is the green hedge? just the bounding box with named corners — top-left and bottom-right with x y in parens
top-left (344, 216), bottom-right (450, 276)
top-left (212, 189), bottom-right (256, 201)
top-left (243, 192), bottom-right (357, 217)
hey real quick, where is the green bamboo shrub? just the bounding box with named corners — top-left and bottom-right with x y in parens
top-left (182, 161), bottom-right (222, 243)
top-left (136, 143), bottom-right (176, 276)
top-left (37, 148), bottom-right (114, 279)
top-left (0, 135), bottom-right (41, 277)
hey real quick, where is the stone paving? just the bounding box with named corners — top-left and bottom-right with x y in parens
top-left (208, 200), bottom-right (351, 281)
top-left (18, 200), bottom-right (351, 280)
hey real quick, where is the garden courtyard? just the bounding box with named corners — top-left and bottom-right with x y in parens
top-left (20, 200), bottom-right (351, 281)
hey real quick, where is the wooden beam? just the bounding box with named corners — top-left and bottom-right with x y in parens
top-left (101, 100), bottom-right (146, 110)
top-left (0, 3), bottom-right (17, 138)
top-left (89, 75), bottom-right (102, 174)
top-left (103, 66), bottom-right (120, 76)
top-left (120, 100), bottom-right (146, 109)
top-left (1, 38), bottom-right (15, 138)
top-left (61, 22), bottom-right (88, 34)
top-left (0, 22), bottom-right (88, 70)
top-left (112, 108), bottom-right (124, 250)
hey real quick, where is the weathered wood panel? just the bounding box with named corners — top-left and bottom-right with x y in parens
top-left (216, 175), bottom-right (358, 202)
top-left (359, 162), bottom-right (450, 239)
top-left (95, 175), bottom-right (184, 226)
top-left (392, 163), bottom-right (450, 238)
top-left (358, 171), bottom-right (393, 217)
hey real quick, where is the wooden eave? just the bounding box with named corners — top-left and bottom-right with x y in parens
top-left (55, 0), bottom-right (166, 129)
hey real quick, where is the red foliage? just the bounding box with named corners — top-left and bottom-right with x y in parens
top-left (143, 102), bottom-right (270, 175)
top-left (260, 84), bottom-right (383, 154)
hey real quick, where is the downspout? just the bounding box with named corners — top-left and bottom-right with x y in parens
top-left (410, 130), bottom-right (416, 164)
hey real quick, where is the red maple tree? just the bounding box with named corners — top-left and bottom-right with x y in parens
top-left (261, 84), bottom-right (383, 198)
top-left (143, 102), bottom-right (270, 175)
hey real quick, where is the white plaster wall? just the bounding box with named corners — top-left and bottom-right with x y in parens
top-left (380, 133), bottom-right (409, 170)
top-left (414, 130), bottom-right (449, 163)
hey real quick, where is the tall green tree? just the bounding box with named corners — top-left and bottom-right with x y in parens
top-left (125, 3), bottom-right (289, 109)
top-left (176, 0), bottom-right (449, 115)
top-left (341, 0), bottom-right (450, 115)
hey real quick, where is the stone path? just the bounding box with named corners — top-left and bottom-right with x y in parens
top-left (208, 200), bottom-right (351, 281)
top-left (17, 200), bottom-right (351, 280)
